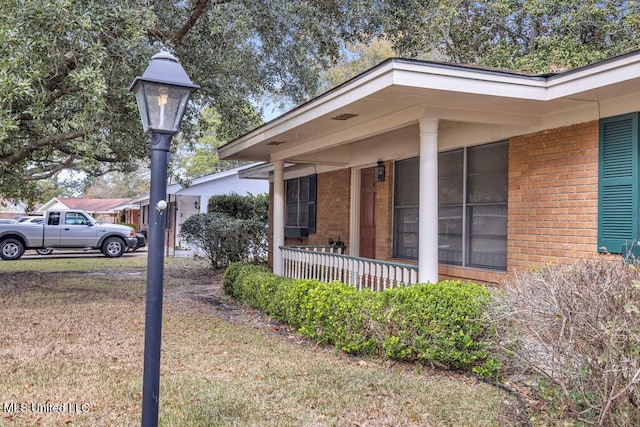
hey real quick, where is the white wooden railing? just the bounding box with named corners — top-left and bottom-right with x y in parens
top-left (280, 245), bottom-right (419, 291)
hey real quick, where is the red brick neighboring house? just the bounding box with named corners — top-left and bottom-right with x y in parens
top-left (219, 50), bottom-right (640, 285)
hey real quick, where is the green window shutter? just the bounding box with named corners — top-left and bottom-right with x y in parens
top-left (598, 113), bottom-right (639, 253)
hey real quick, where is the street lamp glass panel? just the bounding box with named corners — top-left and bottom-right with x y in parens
top-left (133, 81), bottom-right (192, 134)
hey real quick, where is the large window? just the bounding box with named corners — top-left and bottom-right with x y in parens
top-left (393, 140), bottom-right (508, 270)
top-left (285, 174), bottom-right (317, 237)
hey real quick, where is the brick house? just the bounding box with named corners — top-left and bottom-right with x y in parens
top-left (219, 50), bottom-right (640, 286)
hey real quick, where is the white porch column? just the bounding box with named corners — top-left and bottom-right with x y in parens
top-left (419, 117), bottom-right (439, 283)
top-left (272, 160), bottom-right (285, 275)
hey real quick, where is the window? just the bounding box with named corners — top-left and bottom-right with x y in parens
top-left (48, 212), bottom-right (61, 226)
top-left (598, 112), bottom-right (639, 254)
top-left (64, 212), bottom-right (90, 225)
top-left (285, 174), bottom-right (316, 237)
top-left (393, 158), bottom-right (419, 259)
top-left (393, 140), bottom-right (508, 270)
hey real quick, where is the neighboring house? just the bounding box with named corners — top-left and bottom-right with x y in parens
top-left (134, 163), bottom-right (268, 253)
top-left (0, 199), bottom-right (27, 220)
top-left (37, 197), bottom-right (135, 224)
top-left (218, 49), bottom-right (640, 287)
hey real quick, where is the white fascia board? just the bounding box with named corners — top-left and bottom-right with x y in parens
top-left (391, 62), bottom-right (548, 100)
top-left (546, 58), bottom-right (640, 99)
top-left (270, 104), bottom-right (425, 162)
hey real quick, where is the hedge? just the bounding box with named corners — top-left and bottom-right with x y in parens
top-left (223, 263), bottom-right (500, 378)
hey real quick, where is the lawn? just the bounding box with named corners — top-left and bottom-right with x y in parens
top-left (0, 256), bottom-right (529, 426)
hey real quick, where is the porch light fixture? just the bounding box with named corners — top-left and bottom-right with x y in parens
top-left (194, 200), bottom-right (200, 211)
top-left (376, 160), bottom-right (386, 183)
top-left (129, 51), bottom-right (199, 427)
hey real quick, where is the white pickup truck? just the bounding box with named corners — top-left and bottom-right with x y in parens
top-left (0, 210), bottom-right (139, 260)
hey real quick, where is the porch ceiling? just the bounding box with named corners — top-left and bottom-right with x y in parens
top-left (218, 52), bottom-right (640, 163)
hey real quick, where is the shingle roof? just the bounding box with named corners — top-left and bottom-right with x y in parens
top-left (55, 198), bottom-right (133, 212)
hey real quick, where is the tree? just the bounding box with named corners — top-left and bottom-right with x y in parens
top-left (321, 39), bottom-right (398, 90)
top-left (0, 0), bottom-right (377, 203)
top-left (83, 168), bottom-right (151, 199)
top-left (377, 0), bottom-right (640, 72)
top-left (175, 107), bottom-right (249, 180)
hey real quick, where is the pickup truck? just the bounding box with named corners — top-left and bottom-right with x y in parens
top-left (0, 210), bottom-right (139, 260)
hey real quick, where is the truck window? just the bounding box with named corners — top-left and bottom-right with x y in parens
top-left (65, 212), bottom-right (90, 226)
top-left (48, 212), bottom-right (61, 226)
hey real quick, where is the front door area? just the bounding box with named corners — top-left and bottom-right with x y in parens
top-left (359, 167), bottom-right (377, 259)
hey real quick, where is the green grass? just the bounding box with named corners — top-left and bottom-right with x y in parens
top-left (0, 256), bottom-right (530, 426)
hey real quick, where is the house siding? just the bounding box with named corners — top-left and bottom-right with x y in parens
top-left (508, 120), bottom-right (601, 271)
top-left (309, 168), bottom-right (351, 248)
top-left (375, 161), bottom-right (394, 261)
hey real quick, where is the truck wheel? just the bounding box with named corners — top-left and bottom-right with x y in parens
top-left (0, 238), bottom-right (25, 261)
top-left (36, 248), bottom-right (54, 255)
top-left (102, 237), bottom-right (126, 258)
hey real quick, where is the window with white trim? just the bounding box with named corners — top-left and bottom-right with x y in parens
top-left (393, 140), bottom-right (508, 270)
top-left (285, 174), bottom-right (317, 237)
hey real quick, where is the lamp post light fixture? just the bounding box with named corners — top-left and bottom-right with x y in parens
top-left (129, 51), bottom-right (198, 427)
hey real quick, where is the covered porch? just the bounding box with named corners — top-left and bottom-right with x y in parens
top-left (219, 54), bottom-right (640, 285)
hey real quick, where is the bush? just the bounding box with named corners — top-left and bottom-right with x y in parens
top-left (181, 193), bottom-right (268, 269)
top-left (493, 259), bottom-right (640, 426)
top-left (223, 263), bottom-right (500, 377)
top-left (180, 212), bottom-right (267, 268)
top-left (207, 193), bottom-right (268, 221)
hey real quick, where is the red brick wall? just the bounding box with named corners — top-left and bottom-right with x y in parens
top-left (268, 169), bottom-right (352, 266)
top-left (376, 161), bottom-right (394, 261)
top-left (307, 168), bottom-right (351, 250)
top-left (507, 120), bottom-right (603, 273)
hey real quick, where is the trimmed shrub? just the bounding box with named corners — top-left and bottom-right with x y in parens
top-left (369, 282), bottom-right (495, 370)
top-left (223, 263), bottom-right (500, 377)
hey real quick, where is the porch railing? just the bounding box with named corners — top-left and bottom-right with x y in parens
top-left (280, 245), bottom-right (419, 291)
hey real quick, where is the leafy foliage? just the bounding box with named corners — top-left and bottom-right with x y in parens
top-left (0, 0), bottom-right (377, 202)
top-left (378, 0), bottom-right (640, 72)
top-left (206, 192), bottom-right (267, 221)
top-left (180, 193), bottom-right (268, 268)
top-left (177, 108), bottom-right (249, 180)
top-left (223, 263), bottom-right (500, 377)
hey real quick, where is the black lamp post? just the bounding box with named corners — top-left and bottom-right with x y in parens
top-left (129, 52), bottom-right (198, 427)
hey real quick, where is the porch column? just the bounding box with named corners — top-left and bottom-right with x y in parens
top-left (419, 117), bottom-right (439, 283)
top-left (272, 159), bottom-right (285, 275)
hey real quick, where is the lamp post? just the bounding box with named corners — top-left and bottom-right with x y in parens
top-left (129, 52), bottom-right (199, 427)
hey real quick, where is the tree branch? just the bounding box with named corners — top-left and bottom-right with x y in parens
top-left (148, 0), bottom-right (232, 44)
top-left (56, 145), bottom-right (120, 163)
top-left (0, 131), bottom-right (85, 170)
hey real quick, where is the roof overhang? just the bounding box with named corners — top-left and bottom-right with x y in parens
top-left (218, 51), bottom-right (640, 164)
